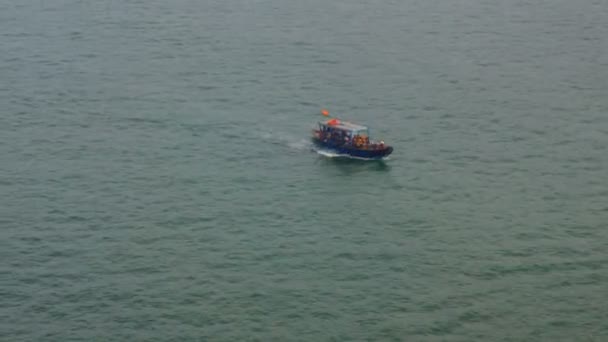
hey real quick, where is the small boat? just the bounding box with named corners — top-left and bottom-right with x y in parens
top-left (311, 116), bottom-right (393, 159)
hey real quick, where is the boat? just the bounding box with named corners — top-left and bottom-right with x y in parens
top-left (311, 115), bottom-right (393, 159)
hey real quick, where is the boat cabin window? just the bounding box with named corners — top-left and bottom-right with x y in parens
top-left (354, 129), bottom-right (369, 137)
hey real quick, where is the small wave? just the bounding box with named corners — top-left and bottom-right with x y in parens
top-left (314, 149), bottom-right (345, 158)
top-left (313, 148), bottom-right (391, 161)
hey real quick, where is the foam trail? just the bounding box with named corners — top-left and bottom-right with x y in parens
top-left (288, 139), bottom-right (313, 151)
top-left (258, 131), bottom-right (313, 151)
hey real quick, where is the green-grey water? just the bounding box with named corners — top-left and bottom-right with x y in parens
top-left (2, 0), bottom-right (607, 340)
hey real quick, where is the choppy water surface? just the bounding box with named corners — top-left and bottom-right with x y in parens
top-left (1, 0), bottom-right (607, 340)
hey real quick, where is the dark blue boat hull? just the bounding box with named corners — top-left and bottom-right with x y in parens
top-left (312, 138), bottom-right (393, 159)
